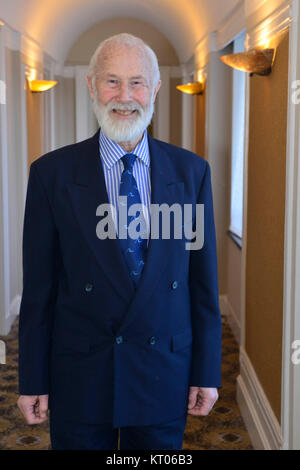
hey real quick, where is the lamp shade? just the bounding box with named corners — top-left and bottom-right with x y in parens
top-left (220, 48), bottom-right (275, 75)
top-left (28, 80), bottom-right (58, 92)
top-left (176, 82), bottom-right (204, 95)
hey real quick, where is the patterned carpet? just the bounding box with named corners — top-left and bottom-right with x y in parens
top-left (0, 315), bottom-right (253, 450)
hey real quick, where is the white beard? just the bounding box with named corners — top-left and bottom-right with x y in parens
top-left (92, 94), bottom-right (155, 143)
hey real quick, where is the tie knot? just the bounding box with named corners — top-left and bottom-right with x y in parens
top-left (122, 153), bottom-right (137, 171)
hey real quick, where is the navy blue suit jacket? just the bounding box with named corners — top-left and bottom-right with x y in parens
top-left (18, 129), bottom-right (222, 427)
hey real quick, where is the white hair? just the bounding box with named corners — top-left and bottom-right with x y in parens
top-left (87, 33), bottom-right (160, 90)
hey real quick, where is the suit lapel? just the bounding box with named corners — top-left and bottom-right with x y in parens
top-left (66, 130), bottom-right (135, 302)
top-left (66, 130), bottom-right (184, 322)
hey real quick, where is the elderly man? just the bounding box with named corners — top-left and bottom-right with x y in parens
top-left (18, 33), bottom-right (222, 450)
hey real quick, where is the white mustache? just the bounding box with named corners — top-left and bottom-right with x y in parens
top-left (107, 101), bottom-right (143, 113)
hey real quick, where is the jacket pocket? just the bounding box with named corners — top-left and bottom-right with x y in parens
top-left (171, 329), bottom-right (193, 352)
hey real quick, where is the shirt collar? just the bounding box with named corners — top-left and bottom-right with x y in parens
top-left (99, 128), bottom-right (150, 170)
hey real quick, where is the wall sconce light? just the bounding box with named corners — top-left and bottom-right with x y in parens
top-left (27, 79), bottom-right (58, 92)
top-left (176, 81), bottom-right (204, 95)
top-left (219, 48), bottom-right (275, 76)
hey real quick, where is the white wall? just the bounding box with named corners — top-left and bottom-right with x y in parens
top-left (205, 42), bottom-right (233, 295)
top-left (0, 24), bottom-right (61, 335)
top-left (54, 72), bottom-right (76, 148)
top-left (0, 26), bottom-right (26, 335)
top-left (0, 26), bottom-right (10, 335)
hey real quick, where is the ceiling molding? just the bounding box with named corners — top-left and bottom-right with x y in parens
top-left (194, 1), bottom-right (245, 69)
top-left (244, 0), bottom-right (268, 17)
top-left (216, 0), bottom-right (246, 50)
top-left (0, 0), bottom-right (243, 64)
top-left (246, 0), bottom-right (293, 49)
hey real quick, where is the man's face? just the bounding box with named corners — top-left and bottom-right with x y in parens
top-left (87, 44), bottom-right (161, 143)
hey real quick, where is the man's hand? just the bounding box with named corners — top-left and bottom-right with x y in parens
top-left (17, 395), bottom-right (49, 424)
top-left (187, 387), bottom-right (218, 416)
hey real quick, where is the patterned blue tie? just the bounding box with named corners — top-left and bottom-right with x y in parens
top-left (118, 153), bottom-right (147, 287)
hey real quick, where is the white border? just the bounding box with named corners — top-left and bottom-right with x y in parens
top-left (281, 0), bottom-right (300, 451)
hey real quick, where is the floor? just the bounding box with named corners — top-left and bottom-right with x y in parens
top-left (0, 315), bottom-right (253, 450)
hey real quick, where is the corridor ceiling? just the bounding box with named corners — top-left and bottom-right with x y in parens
top-left (0, 0), bottom-right (241, 63)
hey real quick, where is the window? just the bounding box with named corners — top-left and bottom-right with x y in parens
top-left (229, 31), bottom-right (246, 244)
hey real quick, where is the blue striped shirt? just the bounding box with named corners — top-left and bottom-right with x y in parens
top-left (99, 129), bottom-right (151, 240)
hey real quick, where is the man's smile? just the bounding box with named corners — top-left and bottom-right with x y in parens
top-left (112, 109), bottom-right (138, 118)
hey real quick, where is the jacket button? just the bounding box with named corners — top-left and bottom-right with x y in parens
top-left (116, 336), bottom-right (123, 344)
top-left (148, 336), bottom-right (156, 345)
top-left (171, 281), bottom-right (178, 289)
top-left (85, 283), bottom-right (93, 293)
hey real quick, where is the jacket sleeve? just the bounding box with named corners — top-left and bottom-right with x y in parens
top-left (189, 161), bottom-right (222, 387)
top-left (18, 162), bottom-right (59, 395)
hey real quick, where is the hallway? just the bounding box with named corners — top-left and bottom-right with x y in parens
top-left (0, 316), bottom-right (252, 450)
top-left (0, 0), bottom-right (300, 450)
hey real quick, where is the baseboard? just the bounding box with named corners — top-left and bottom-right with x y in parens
top-left (219, 295), bottom-right (241, 344)
top-left (236, 347), bottom-right (283, 449)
